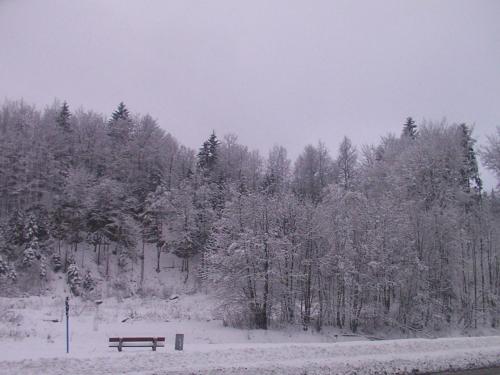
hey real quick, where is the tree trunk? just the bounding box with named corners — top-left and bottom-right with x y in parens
top-left (156, 244), bottom-right (161, 273)
top-left (473, 241), bottom-right (478, 329)
top-left (479, 236), bottom-right (486, 324)
top-left (302, 236), bottom-right (313, 331)
top-left (64, 245), bottom-right (69, 272)
top-left (97, 242), bottom-right (101, 266)
top-left (336, 277), bottom-right (343, 328)
top-left (316, 272), bottom-right (323, 332)
top-left (140, 238), bottom-right (145, 285)
top-left (105, 244), bottom-right (110, 278)
top-left (262, 242), bottom-right (269, 330)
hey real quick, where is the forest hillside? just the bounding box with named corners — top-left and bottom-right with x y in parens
top-left (1, 99), bottom-right (500, 335)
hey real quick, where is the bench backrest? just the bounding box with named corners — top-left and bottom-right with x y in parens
top-left (109, 337), bottom-right (165, 343)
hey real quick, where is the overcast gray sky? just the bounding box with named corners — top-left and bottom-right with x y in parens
top-left (0, 0), bottom-right (499, 186)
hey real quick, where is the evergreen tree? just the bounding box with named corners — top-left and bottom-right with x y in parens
top-left (5, 211), bottom-right (26, 249)
top-left (402, 117), bottom-right (417, 139)
top-left (107, 102), bottom-right (134, 180)
top-left (50, 101), bottom-right (74, 190)
top-left (459, 123), bottom-right (482, 194)
top-left (108, 102), bottom-right (132, 139)
top-left (21, 212), bottom-right (48, 268)
top-left (197, 132), bottom-right (219, 173)
top-left (111, 102), bottom-right (129, 121)
top-left (56, 101), bottom-right (71, 132)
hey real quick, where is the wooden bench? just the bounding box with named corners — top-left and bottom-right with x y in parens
top-left (109, 337), bottom-right (165, 352)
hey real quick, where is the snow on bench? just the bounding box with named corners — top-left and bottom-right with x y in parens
top-left (109, 337), bottom-right (165, 352)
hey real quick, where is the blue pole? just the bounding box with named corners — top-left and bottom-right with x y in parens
top-left (65, 297), bottom-right (69, 354)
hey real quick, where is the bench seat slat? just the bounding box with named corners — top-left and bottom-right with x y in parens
top-left (109, 342), bottom-right (165, 347)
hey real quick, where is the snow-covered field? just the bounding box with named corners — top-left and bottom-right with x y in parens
top-left (2, 335), bottom-right (500, 374)
top-left (1, 295), bottom-right (500, 374)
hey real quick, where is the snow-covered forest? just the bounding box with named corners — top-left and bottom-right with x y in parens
top-left (1, 99), bottom-right (500, 335)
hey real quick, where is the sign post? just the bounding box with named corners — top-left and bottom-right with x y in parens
top-left (65, 296), bottom-right (69, 354)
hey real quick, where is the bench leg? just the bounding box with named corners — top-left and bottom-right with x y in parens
top-left (118, 339), bottom-right (123, 352)
top-left (152, 339), bottom-right (157, 351)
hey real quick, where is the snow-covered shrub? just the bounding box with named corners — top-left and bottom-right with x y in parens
top-left (7, 268), bottom-right (17, 283)
top-left (67, 263), bottom-right (81, 295)
top-left (51, 253), bottom-right (62, 272)
top-left (67, 254), bottom-right (76, 266)
top-left (135, 286), bottom-right (153, 298)
top-left (219, 303), bottom-right (254, 329)
top-left (0, 304), bottom-right (26, 338)
top-left (162, 285), bottom-right (174, 299)
top-left (82, 270), bottom-right (95, 291)
top-left (6, 268), bottom-right (17, 283)
top-left (0, 256), bottom-right (17, 292)
top-left (0, 309), bottom-right (23, 325)
top-left (118, 249), bottom-right (128, 268)
top-left (22, 245), bottom-right (37, 267)
top-left (125, 308), bottom-right (138, 321)
top-left (0, 256), bottom-right (8, 275)
top-left (110, 277), bottom-right (134, 300)
top-left (39, 255), bottom-right (47, 279)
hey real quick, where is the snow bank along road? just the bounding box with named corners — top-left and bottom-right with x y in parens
top-left (435, 368), bottom-right (500, 375)
top-left (2, 336), bottom-right (500, 375)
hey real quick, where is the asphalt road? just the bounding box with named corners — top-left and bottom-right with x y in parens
top-left (433, 368), bottom-right (500, 374)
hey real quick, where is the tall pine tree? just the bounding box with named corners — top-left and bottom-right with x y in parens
top-left (459, 123), bottom-right (482, 195)
top-left (197, 132), bottom-right (219, 173)
top-left (402, 117), bottom-right (417, 139)
top-left (56, 101), bottom-right (71, 132)
top-left (111, 102), bottom-right (130, 122)
top-left (108, 102), bottom-right (133, 144)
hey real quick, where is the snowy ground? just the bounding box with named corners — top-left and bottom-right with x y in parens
top-left (0, 294), bottom-right (355, 361)
top-left (1, 295), bottom-right (500, 374)
top-left (2, 336), bottom-right (500, 374)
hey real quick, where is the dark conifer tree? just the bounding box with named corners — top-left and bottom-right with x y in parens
top-left (53, 102), bottom-right (74, 184)
top-left (197, 132), bottom-right (219, 172)
top-left (56, 101), bottom-right (71, 132)
top-left (107, 103), bottom-right (134, 181)
top-left (459, 123), bottom-right (482, 194)
top-left (111, 102), bottom-right (130, 122)
top-left (402, 117), bottom-right (417, 139)
top-left (108, 102), bottom-right (133, 143)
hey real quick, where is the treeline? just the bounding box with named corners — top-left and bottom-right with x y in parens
top-left (0, 99), bottom-right (499, 334)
